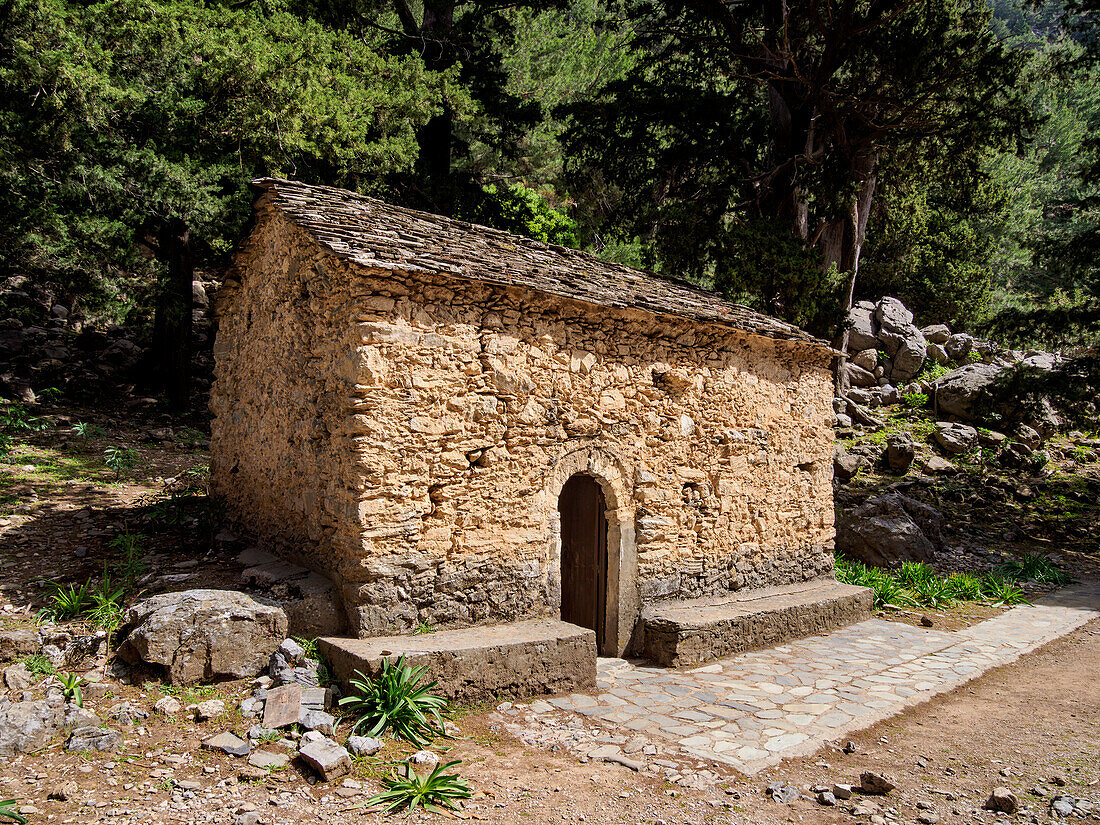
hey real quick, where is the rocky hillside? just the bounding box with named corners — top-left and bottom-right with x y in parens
top-left (833, 297), bottom-right (1099, 580)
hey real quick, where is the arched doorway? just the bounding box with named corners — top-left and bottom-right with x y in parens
top-left (558, 474), bottom-right (608, 651)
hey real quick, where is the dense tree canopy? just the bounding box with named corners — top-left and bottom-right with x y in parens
top-left (1, 0), bottom-right (1099, 407)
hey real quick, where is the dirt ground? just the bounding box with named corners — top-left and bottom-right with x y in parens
top-left (1, 401), bottom-right (1099, 824)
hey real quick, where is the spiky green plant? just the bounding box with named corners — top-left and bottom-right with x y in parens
top-left (995, 553), bottom-right (1072, 586)
top-left (39, 579), bottom-right (94, 622)
top-left (58, 672), bottom-right (84, 706)
top-left (981, 575), bottom-right (1029, 606)
top-left (88, 571), bottom-right (127, 632)
top-left (0, 798), bottom-right (27, 823)
top-left (364, 760), bottom-right (471, 814)
top-left (338, 656), bottom-right (449, 746)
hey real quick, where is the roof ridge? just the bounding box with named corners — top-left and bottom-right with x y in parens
top-left (251, 177), bottom-right (831, 351)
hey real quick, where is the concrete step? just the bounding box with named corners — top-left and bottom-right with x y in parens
top-left (318, 618), bottom-right (596, 705)
top-left (640, 579), bottom-right (874, 667)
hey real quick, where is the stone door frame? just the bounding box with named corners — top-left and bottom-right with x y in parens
top-left (545, 446), bottom-right (638, 657)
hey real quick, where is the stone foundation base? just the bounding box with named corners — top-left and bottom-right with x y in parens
top-left (318, 619), bottom-right (596, 704)
top-left (640, 579), bottom-right (873, 667)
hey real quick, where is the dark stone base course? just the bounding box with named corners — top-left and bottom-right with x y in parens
top-left (318, 619), bottom-right (596, 705)
top-left (640, 579), bottom-right (874, 667)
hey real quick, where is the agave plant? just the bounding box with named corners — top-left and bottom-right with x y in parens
top-left (338, 655), bottom-right (448, 747)
top-left (365, 760), bottom-right (471, 814)
top-left (38, 579), bottom-right (94, 622)
top-left (0, 798), bottom-right (27, 824)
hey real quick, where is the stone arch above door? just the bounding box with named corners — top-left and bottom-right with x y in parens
top-left (542, 446), bottom-right (638, 657)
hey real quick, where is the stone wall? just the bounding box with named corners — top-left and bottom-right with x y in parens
top-left (212, 203), bottom-right (836, 648)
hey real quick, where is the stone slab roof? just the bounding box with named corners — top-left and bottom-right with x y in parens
top-left (252, 178), bottom-right (831, 350)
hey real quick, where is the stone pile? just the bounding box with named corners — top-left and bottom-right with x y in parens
top-left (838, 296), bottom-right (1064, 435)
top-left (0, 274), bottom-right (216, 403)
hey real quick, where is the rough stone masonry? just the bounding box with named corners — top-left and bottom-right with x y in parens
top-left (210, 178), bottom-right (837, 652)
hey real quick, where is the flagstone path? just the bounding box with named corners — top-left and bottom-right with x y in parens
top-left (536, 583), bottom-right (1100, 775)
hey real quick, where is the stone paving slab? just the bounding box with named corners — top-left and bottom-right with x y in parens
top-left (536, 582), bottom-right (1100, 775)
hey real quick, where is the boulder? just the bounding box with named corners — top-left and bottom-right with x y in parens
top-left (66, 726), bottom-right (121, 752)
top-left (886, 433), bottom-right (915, 474)
top-left (846, 363), bottom-right (878, 388)
top-left (852, 349), bottom-right (878, 372)
top-left (922, 456), bottom-right (957, 476)
top-left (875, 297), bottom-right (914, 333)
top-left (116, 590), bottom-right (287, 686)
top-left (921, 324), bottom-right (951, 344)
top-left (835, 494), bottom-right (942, 568)
top-left (833, 447), bottom-right (864, 482)
top-left (944, 333), bottom-right (974, 363)
top-left (886, 335), bottom-right (927, 383)
top-left (0, 701), bottom-right (61, 756)
top-left (874, 298), bottom-right (926, 382)
top-left (298, 736), bottom-right (351, 781)
top-left (933, 422), bottom-right (978, 455)
top-left (846, 306), bottom-right (880, 353)
top-left (932, 363), bottom-right (1003, 421)
top-left (346, 735), bottom-right (385, 757)
top-left (927, 342), bottom-right (949, 365)
top-left (984, 788), bottom-right (1019, 814)
top-left (0, 628), bottom-right (39, 662)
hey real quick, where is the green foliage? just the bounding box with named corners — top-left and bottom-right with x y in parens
top-left (364, 760), bottom-right (472, 814)
top-left (0, 402), bottom-right (51, 434)
top-left (995, 553), bottom-right (1073, 585)
top-left (458, 182), bottom-right (578, 246)
top-left (0, 799), bottom-right (27, 824)
top-left (412, 622), bottom-right (436, 636)
top-left (293, 637), bottom-right (320, 660)
top-left (57, 672), bottom-right (84, 706)
top-left (22, 653), bottom-right (56, 677)
top-left (39, 580), bottom-right (95, 622)
top-left (0, 0), bottom-right (453, 327)
top-left (103, 446), bottom-right (139, 480)
top-left (109, 532), bottom-right (148, 582)
top-left (338, 656), bottom-right (449, 746)
top-left (835, 554), bottom-right (1034, 609)
top-left (903, 392), bottom-right (929, 409)
top-left (73, 422), bottom-right (106, 440)
top-left (88, 571), bottom-right (127, 632)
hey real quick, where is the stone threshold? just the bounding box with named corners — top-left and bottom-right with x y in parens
top-left (640, 579), bottom-right (875, 667)
top-left (318, 618), bottom-right (597, 705)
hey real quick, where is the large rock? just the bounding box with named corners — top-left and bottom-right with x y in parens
top-left (846, 363), bottom-right (878, 388)
top-left (886, 433), bottom-right (915, 474)
top-left (886, 334), bottom-right (927, 384)
top-left (875, 298), bottom-right (926, 382)
top-left (835, 494), bottom-right (943, 568)
top-left (0, 701), bottom-right (61, 757)
top-left (932, 363), bottom-right (1003, 421)
top-left (846, 306), bottom-right (879, 352)
top-left (0, 628), bottom-right (39, 662)
top-left (117, 590), bottom-right (288, 686)
top-left (933, 422), bottom-right (978, 455)
top-left (944, 333), bottom-right (974, 363)
top-left (927, 342), bottom-right (949, 365)
top-left (921, 324), bottom-right (951, 345)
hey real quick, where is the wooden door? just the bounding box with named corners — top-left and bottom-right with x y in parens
top-left (559, 474), bottom-right (608, 651)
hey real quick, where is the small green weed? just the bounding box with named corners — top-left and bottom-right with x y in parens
top-left (58, 672), bottom-right (84, 706)
top-left (104, 446), bottom-right (140, 480)
top-left (412, 622), bottom-right (436, 635)
top-left (903, 392), bottom-right (928, 409)
top-left (363, 760), bottom-right (471, 814)
top-left (22, 653), bottom-right (55, 677)
top-left (72, 421), bottom-right (106, 440)
top-left (339, 655), bottom-right (449, 746)
top-left (980, 575), bottom-right (1029, 606)
top-left (293, 637), bottom-right (319, 660)
top-left (88, 571), bottom-right (127, 632)
top-left (0, 401), bottom-right (51, 433)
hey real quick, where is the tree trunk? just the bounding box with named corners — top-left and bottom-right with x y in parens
top-left (412, 0), bottom-right (457, 212)
top-left (832, 155), bottom-right (878, 395)
top-left (151, 218), bottom-right (193, 409)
